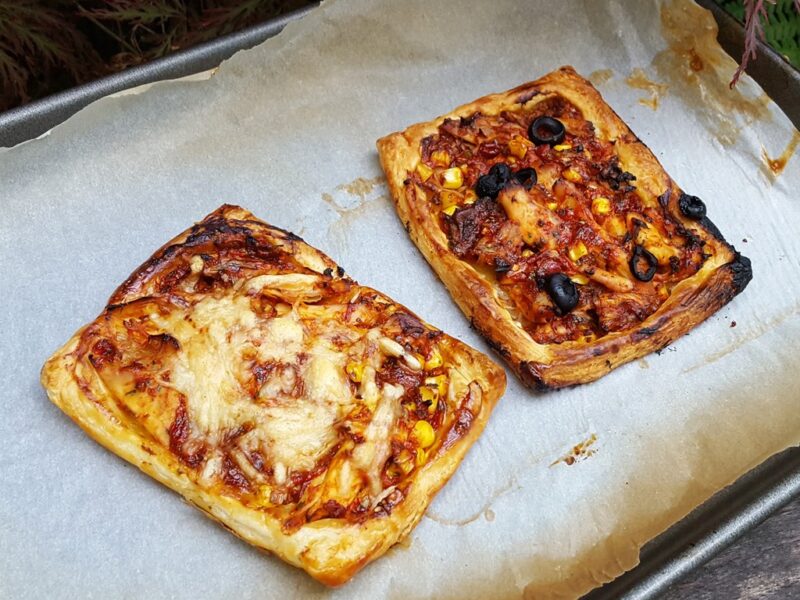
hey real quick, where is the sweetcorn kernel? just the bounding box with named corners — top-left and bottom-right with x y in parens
top-left (415, 448), bottom-right (427, 466)
top-left (413, 420), bottom-right (435, 448)
top-left (440, 189), bottom-right (460, 206)
top-left (345, 362), bottom-right (364, 383)
top-left (547, 202), bottom-right (558, 211)
top-left (592, 197), bottom-right (611, 215)
top-left (553, 144), bottom-right (572, 151)
top-left (420, 386), bottom-right (438, 404)
top-left (416, 163), bottom-right (433, 181)
top-left (569, 241), bottom-right (588, 262)
top-left (442, 205), bottom-right (458, 216)
top-left (606, 216), bottom-right (627, 238)
top-left (425, 375), bottom-right (447, 396)
top-left (431, 150), bottom-right (450, 166)
top-left (257, 484), bottom-right (273, 504)
top-left (570, 273), bottom-right (590, 285)
top-left (563, 168), bottom-right (582, 183)
top-left (419, 386), bottom-right (439, 413)
top-left (508, 137), bottom-right (528, 159)
top-left (399, 456), bottom-right (415, 474)
top-left (442, 167), bottom-right (464, 189)
top-left (424, 348), bottom-right (443, 370)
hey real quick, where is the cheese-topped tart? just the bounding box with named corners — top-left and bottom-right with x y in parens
top-left (41, 205), bottom-right (505, 585)
top-left (377, 66), bottom-right (751, 389)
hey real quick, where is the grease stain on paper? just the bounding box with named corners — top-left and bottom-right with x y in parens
top-left (424, 476), bottom-right (518, 527)
top-left (654, 0), bottom-right (771, 146)
top-left (684, 303), bottom-right (800, 373)
top-left (761, 131), bottom-right (800, 180)
top-left (332, 194), bottom-right (387, 232)
top-left (322, 175), bottom-right (386, 215)
top-left (320, 192), bottom-right (338, 212)
top-left (625, 68), bottom-right (668, 110)
top-left (589, 69), bottom-right (614, 86)
top-left (320, 175), bottom-right (387, 252)
top-left (550, 434), bottom-right (598, 467)
top-left (339, 175), bottom-right (384, 199)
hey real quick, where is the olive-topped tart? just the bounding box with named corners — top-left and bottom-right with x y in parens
top-left (377, 66), bottom-right (751, 389)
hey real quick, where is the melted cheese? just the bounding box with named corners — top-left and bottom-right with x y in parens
top-left (498, 186), bottom-right (560, 247)
top-left (134, 268), bottom-right (430, 503)
top-left (261, 340), bottom-right (353, 470)
top-left (257, 365), bottom-right (297, 401)
top-left (262, 403), bottom-right (339, 471)
top-left (350, 381), bottom-right (403, 496)
top-left (151, 286), bottom-right (364, 478)
top-left (256, 312), bottom-right (305, 363)
top-left (246, 273), bottom-right (323, 303)
top-left (161, 295), bottom-right (259, 436)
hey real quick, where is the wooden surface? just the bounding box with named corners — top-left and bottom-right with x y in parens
top-left (664, 497), bottom-right (800, 599)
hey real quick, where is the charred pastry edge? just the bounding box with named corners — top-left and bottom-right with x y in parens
top-left (377, 66), bottom-right (752, 391)
top-left (108, 206), bottom-right (338, 308)
top-left (40, 204), bottom-right (507, 586)
top-left (728, 252), bottom-right (753, 295)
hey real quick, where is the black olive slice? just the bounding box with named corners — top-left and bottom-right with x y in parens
top-left (475, 163), bottom-right (511, 199)
top-left (678, 192), bottom-right (706, 220)
top-left (528, 116), bottom-right (566, 146)
top-left (512, 167), bottom-right (538, 190)
top-left (630, 245), bottom-right (658, 282)
top-left (544, 273), bottom-right (579, 315)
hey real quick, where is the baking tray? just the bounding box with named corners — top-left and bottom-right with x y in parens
top-left (0, 4), bottom-right (319, 148)
top-left (1, 1), bottom-right (798, 597)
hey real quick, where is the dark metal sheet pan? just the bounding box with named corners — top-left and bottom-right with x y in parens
top-left (0, 5), bottom-right (318, 148)
top-left (588, 4), bottom-right (800, 592)
top-left (1, 1), bottom-right (797, 597)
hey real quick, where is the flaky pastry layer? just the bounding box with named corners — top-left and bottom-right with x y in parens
top-left (41, 205), bottom-right (506, 585)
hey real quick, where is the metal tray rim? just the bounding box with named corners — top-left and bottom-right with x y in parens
top-left (0, 4), bottom-right (319, 148)
top-left (1, 2), bottom-right (798, 597)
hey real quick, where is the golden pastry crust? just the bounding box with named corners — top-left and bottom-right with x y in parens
top-left (41, 205), bottom-right (505, 586)
top-left (377, 66), bottom-right (751, 389)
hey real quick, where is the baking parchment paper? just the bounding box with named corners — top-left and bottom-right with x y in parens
top-left (1, 0), bottom-right (799, 598)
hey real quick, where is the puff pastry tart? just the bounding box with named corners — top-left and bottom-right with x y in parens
top-left (41, 205), bottom-right (505, 585)
top-left (377, 66), bottom-right (751, 389)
